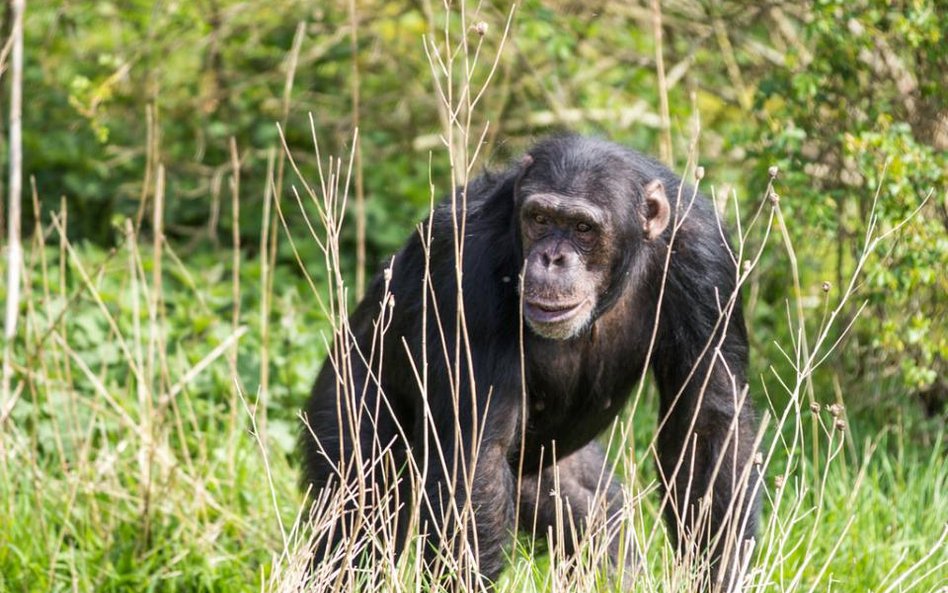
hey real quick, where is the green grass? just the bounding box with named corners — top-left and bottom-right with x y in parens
top-left (0, 233), bottom-right (945, 592)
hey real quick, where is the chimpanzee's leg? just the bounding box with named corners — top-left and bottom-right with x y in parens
top-left (518, 442), bottom-right (637, 586)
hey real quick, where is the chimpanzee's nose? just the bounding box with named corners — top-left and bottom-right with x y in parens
top-left (541, 249), bottom-right (566, 268)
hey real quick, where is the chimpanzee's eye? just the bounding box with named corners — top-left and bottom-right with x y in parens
top-left (576, 222), bottom-right (592, 233)
top-left (533, 213), bottom-right (548, 225)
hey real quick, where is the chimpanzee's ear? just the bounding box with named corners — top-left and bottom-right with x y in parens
top-left (642, 179), bottom-right (670, 240)
top-left (513, 153), bottom-right (534, 200)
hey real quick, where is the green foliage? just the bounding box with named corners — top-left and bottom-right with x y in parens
top-left (19, 1), bottom-right (338, 243)
top-left (0, 239), bottom-right (321, 591)
top-left (753, 0), bottom-right (947, 397)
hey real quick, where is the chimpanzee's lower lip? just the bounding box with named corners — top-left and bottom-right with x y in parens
top-left (524, 300), bottom-right (586, 323)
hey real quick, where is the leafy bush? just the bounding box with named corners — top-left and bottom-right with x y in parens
top-left (752, 0), bottom-right (947, 403)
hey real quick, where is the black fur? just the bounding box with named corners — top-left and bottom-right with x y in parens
top-left (300, 135), bottom-right (760, 589)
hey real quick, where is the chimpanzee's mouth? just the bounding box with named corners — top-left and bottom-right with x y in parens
top-left (524, 299), bottom-right (588, 324)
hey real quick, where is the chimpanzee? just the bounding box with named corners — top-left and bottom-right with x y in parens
top-left (300, 134), bottom-right (760, 590)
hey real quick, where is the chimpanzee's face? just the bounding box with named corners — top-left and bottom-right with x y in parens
top-left (516, 154), bottom-right (669, 340)
top-left (518, 182), bottom-right (617, 340)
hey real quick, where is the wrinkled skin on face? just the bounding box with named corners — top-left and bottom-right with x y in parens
top-left (519, 192), bottom-right (612, 339)
top-left (517, 158), bottom-right (670, 340)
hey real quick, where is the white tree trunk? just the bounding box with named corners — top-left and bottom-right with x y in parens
top-left (2, 0), bottom-right (25, 406)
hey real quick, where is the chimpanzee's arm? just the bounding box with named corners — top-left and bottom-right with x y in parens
top-left (415, 337), bottom-right (523, 585)
top-left (651, 259), bottom-right (761, 592)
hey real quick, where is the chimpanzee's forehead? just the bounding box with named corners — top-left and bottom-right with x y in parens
top-left (520, 136), bottom-right (645, 203)
top-left (520, 158), bottom-right (635, 206)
